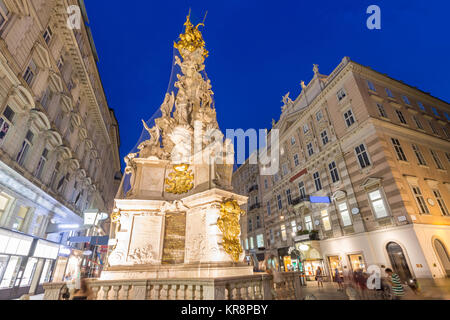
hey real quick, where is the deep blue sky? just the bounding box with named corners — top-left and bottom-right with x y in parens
top-left (84, 0), bottom-right (450, 169)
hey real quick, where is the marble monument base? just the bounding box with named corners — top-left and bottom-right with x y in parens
top-left (100, 262), bottom-right (254, 280)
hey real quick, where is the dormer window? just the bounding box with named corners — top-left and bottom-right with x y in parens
top-left (385, 88), bottom-right (394, 98)
top-left (23, 60), bottom-right (37, 86)
top-left (337, 88), bottom-right (347, 102)
top-left (402, 95), bottom-right (410, 105)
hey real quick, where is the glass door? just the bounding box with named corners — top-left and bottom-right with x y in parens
top-left (0, 256), bottom-right (22, 289)
top-left (386, 242), bottom-right (412, 282)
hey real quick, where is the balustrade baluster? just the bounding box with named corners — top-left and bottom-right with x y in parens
top-left (101, 286), bottom-right (111, 300)
top-left (91, 286), bottom-right (100, 300)
top-left (152, 284), bottom-right (161, 300)
top-left (122, 285), bottom-right (131, 300)
top-left (112, 285), bottom-right (121, 300)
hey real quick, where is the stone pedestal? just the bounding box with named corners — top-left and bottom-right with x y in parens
top-left (101, 187), bottom-right (252, 281)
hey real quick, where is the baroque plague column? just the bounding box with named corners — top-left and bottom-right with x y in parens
top-left (100, 15), bottom-right (253, 280)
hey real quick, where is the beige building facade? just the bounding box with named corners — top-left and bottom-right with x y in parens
top-left (0, 0), bottom-right (121, 299)
top-left (233, 57), bottom-right (450, 282)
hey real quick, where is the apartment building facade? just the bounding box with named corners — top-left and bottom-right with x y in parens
top-left (0, 0), bottom-right (121, 299)
top-left (234, 57), bottom-right (450, 282)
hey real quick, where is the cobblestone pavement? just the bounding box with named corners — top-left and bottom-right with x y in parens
top-left (300, 280), bottom-right (450, 300)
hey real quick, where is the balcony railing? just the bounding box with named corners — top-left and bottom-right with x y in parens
top-left (291, 196), bottom-right (308, 206)
top-left (248, 184), bottom-right (259, 193)
top-left (248, 203), bottom-right (261, 211)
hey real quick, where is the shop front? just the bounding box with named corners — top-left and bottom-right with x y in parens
top-left (295, 241), bottom-right (327, 281)
top-left (0, 229), bottom-right (59, 299)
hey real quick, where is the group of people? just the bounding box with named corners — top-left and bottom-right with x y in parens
top-left (315, 266), bottom-right (408, 300)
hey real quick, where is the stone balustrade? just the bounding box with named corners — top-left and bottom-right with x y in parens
top-left (43, 272), bottom-right (303, 300)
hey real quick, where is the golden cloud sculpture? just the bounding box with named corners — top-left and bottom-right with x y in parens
top-left (165, 164), bottom-right (194, 194)
top-left (217, 199), bottom-right (245, 262)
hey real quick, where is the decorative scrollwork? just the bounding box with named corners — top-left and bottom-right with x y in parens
top-left (165, 164), bottom-right (194, 194)
top-left (217, 199), bottom-right (245, 262)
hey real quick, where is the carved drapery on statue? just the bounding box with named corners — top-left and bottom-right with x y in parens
top-left (217, 199), bottom-right (245, 262)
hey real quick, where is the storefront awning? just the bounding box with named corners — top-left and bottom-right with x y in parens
top-left (68, 236), bottom-right (109, 245)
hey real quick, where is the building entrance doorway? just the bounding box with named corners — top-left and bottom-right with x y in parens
top-left (434, 239), bottom-right (450, 277)
top-left (386, 242), bottom-right (413, 282)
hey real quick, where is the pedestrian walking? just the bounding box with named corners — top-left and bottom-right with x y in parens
top-left (72, 278), bottom-right (93, 300)
top-left (385, 268), bottom-right (404, 300)
top-left (315, 266), bottom-right (324, 288)
top-left (334, 267), bottom-right (344, 291)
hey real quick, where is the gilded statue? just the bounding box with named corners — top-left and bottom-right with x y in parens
top-left (174, 12), bottom-right (209, 58)
top-left (217, 199), bottom-right (245, 262)
top-left (165, 164), bottom-right (194, 194)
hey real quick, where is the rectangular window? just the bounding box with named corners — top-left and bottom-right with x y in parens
top-left (344, 109), bottom-right (355, 127)
top-left (12, 206), bottom-right (30, 231)
top-left (385, 88), bottom-right (394, 98)
top-left (0, 256), bottom-right (22, 289)
top-left (23, 60), bottom-right (37, 86)
top-left (321, 209), bottom-right (331, 231)
top-left (377, 104), bottom-right (388, 118)
top-left (20, 257), bottom-right (38, 287)
top-left (16, 131), bottom-right (34, 166)
top-left (368, 189), bottom-right (389, 219)
top-left (430, 150), bottom-right (444, 170)
top-left (277, 195), bottom-right (282, 210)
top-left (307, 143), bottom-right (314, 156)
top-left (256, 215), bottom-right (261, 229)
top-left (446, 152), bottom-right (450, 163)
top-left (57, 56), bottom-right (64, 71)
top-left (256, 234), bottom-right (264, 248)
top-left (43, 26), bottom-right (53, 45)
top-left (433, 190), bottom-right (449, 216)
top-left (0, 106), bottom-right (14, 145)
top-left (411, 186), bottom-right (429, 214)
top-left (391, 138), bottom-right (408, 161)
top-left (298, 181), bottom-right (306, 199)
top-left (264, 179), bottom-right (268, 189)
top-left (0, 192), bottom-right (12, 221)
top-left (293, 154), bottom-right (299, 167)
top-left (248, 218), bottom-right (252, 232)
top-left (338, 202), bottom-right (352, 226)
top-left (40, 88), bottom-right (51, 110)
top-left (429, 121), bottom-right (439, 135)
top-left (337, 88), bottom-right (347, 101)
top-left (290, 220), bottom-right (297, 236)
top-left (50, 162), bottom-right (60, 189)
top-left (291, 136), bottom-right (296, 145)
top-left (442, 127), bottom-right (450, 139)
top-left (402, 96), bottom-right (410, 105)
top-left (413, 116), bottom-right (424, 130)
top-left (304, 216), bottom-right (313, 231)
top-left (282, 163), bottom-right (288, 176)
top-left (367, 80), bottom-right (376, 91)
top-left (396, 110), bottom-right (407, 124)
top-left (313, 171), bottom-right (322, 191)
top-left (269, 229), bottom-right (274, 243)
top-left (249, 237), bottom-right (254, 250)
top-left (412, 144), bottom-right (427, 166)
top-left (321, 130), bottom-right (329, 145)
top-left (286, 189), bottom-right (292, 205)
top-left (328, 161), bottom-right (340, 183)
top-left (34, 148), bottom-right (48, 179)
top-left (245, 238), bottom-right (249, 250)
top-left (0, 0), bottom-right (9, 29)
top-left (355, 144), bottom-right (371, 168)
top-left (280, 225), bottom-right (287, 241)
top-left (266, 201), bottom-right (271, 216)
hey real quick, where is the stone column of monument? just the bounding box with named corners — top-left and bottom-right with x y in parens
top-left (100, 14), bottom-right (253, 280)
